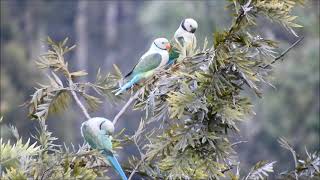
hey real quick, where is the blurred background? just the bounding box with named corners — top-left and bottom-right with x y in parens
top-left (1, 0), bottom-right (319, 176)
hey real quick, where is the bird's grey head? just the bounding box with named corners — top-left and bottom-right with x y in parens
top-left (181, 18), bottom-right (198, 33)
top-left (99, 119), bottom-right (115, 135)
top-left (153, 37), bottom-right (171, 50)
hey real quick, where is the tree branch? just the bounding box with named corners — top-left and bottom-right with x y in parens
top-left (68, 77), bottom-right (91, 119)
top-left (231, 140), bottom-right (248, 147)
top-left (261, 37), bottom-right (304, 69)
top-left (128, 155), bottom-right (147, 180)
top-left (112, 88), bottom-right (143, 125)
top-left (221, 165), bottom-right (234, 174)
top-left (128, 123), bottom-right (146, 180)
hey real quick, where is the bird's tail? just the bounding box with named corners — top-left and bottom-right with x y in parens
top-left (115, 81), bottom-right (135, 96)
top-left (115, 75), bottom-right (140, 96)
top-left (105, 154), bottom-right (128, 180)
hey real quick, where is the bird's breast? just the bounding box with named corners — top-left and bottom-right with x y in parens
top-left (159, 52), bottom-right (169, 67)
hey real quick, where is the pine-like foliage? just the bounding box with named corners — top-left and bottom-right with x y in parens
top-left (125, 0), bottom-right (309, 179)
top-left (0, 119), bottom-right (125, 179)
top-left (1, 0), bottom-right (319, 180)
top-left (1, 38), bottom-right (122, 179)
top-left (277, 138), bottom-right (320, 179)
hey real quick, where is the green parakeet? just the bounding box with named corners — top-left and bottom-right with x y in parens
top-left (168, 18), bottom-right (198, 65)
top-left (115, 38), bottom-right (170, 95)
top-left (81, 117), bottom-right (127, 180)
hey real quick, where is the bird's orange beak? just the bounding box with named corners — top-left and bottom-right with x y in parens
top-left (165, 43), bottom-right (171, 50)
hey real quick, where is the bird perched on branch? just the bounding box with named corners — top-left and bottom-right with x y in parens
top-left (115, 38), bottom-right (170, 95)
top-left (81, 117), bottom-right (127, 180)
top-left (168, 18), bottom-right (198, 65)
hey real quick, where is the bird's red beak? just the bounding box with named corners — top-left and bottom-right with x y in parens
top-left (166, 43), bottom-right (171, 50)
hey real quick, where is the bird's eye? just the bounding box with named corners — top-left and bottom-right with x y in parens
top-left (190, 25), bottom-right (192, 28)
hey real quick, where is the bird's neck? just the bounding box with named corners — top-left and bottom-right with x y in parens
top-left (176, 26), bottom-right (192, 36)
top-left (149, 44), bottom-right (165, 52)
top-left (181, 22), bottom-right (188, 32)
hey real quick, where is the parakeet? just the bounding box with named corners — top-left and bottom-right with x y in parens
top-left (115, 38), bottom-right (170, 95)
top-left (168, 18), bottom-right (198, 65)
top-left (81, 117), bottom-right (127, 180)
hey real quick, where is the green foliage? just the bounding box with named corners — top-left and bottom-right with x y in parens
top-left (0, 119), bottom-right (116, 179)
top-left (2, 167), bottom-right (27, 180)
top-left (244, 161), bottom-right (276, 180)
top-left (121, 0), bottom-right (314, 179)
top-left (277, 138), bottom-right (320, 179)
top-left (93, 66), bottom-right (123, 103)
top-left (253, 0), bottom-right (304, 36)
top-left (0, 138), bottom-right (40, 170)
top-left (9, 37), bottom-right (124, 179)
top-left (27, 37), bottom-right (121, 120)
top-left (0, 41), bottom-right (40, 116)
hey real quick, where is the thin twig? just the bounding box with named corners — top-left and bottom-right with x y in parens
top-left (128, 155), bottom-right (147, 180)
top-left (289, 148), bottom-right (299, 180)
top-left (221, 165), bottom-right (234, 174)
top-left (123, 166), bottom-right (153, 179)
top-left (231, 140), bottom-right (248, 147)
top-left (58, 49), bottom-right (91, 119)
top-left (261, 37), bottom-right (304, 69)
top-left (112, 88), bottom-right (143, 125)
top-left (69, 77), bottom-right (91, 119)
top-left (40, 162), bottom-right (59, 180)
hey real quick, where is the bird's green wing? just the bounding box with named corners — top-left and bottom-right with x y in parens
top-left (82, 124), bottom-right (113, 151)
top-left (97, 133), bottom-right (113, 152)
top-left (81, 124), bottom-right (99, 149)
top-left (125, 53), bottom-right (162, 78)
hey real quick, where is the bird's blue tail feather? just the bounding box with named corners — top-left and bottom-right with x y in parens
top-left (106, 155), bottom-right (128, 180)
top-left (115, 75), bottom-right (141, 95)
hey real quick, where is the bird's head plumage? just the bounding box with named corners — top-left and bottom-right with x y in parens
top-left (181, 18), bottom-right (198, 33)
top-left (100, 119), bottom-right (115, 135)
top-left (82, 117), bottom-right (115, 136)
top-left (152, 37), bottom-right (171, 51)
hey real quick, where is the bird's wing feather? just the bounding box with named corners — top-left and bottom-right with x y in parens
top-left (81, 123), bottom-right (112, 150)
top-left (81, 123), bottom-right (99, 149)
top-left (81, 122), bottom-right (127, 179)
top-left (97, 133), bottom-right (113, 151)
top-left (176, 36), bottom-right (185, 47)
top-left (125, 53), bottom-right (162, 78)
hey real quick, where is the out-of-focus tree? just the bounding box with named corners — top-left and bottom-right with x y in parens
top-left (75, 0), bottom-right (89, 82)
top-left (139, 1), bottom-right (230, 46)
top-left (0, 1), bottom-right (43, 141)
top-left (238, 0), bottom-right (319, 173)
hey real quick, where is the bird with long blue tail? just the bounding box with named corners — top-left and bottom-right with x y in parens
top-left (81, 117), bottom-right (128, 180)
top-left (115, 37), bottom-right (171, 95)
